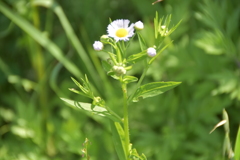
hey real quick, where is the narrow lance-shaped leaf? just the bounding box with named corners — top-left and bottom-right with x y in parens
top-left (132, 81), bottom-right (181, 102)
top-left (127, 50), bottom-right (147, 64)
top-left (60, 98), bottom-right (121, 122)
top-left (137, 32), bottom-right (147, 51)
top-left (130, 148), bottom-right (147, 160)
top-left (234, 126), bottom-right (240, 160)
top-left (154, 11), bottom-right (159, 39)
top-left (209, 120), bottom-right (227, 134)
top-left (32, 0), bottom-right (100, 88)
top-left (110, 122), bottom-right (127, 160)
top-left (122, 76), bottom-right (138, 84)
top-left (102, 60), bottom-right (112, 72)
top-left (0, 1), bottom-right (82, 79)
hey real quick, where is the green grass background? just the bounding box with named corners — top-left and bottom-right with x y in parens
top-left (0, 0), bottom-right (240, 159)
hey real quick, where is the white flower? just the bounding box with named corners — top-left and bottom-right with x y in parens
top-left (93, 41), bottom-right (104, 51)
top-left (107, 19), bottom-right (135, 42)
top-left (134, 21), bottom-right (144, 30)
top-left (147, 47), bottom-right (156, 57)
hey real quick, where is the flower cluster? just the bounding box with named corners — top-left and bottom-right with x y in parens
top-left (92, 17), bottom-right (177, 79)
top-left (93, 19), bottom-right (146, 51)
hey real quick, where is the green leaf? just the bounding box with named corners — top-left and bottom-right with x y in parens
top-left (60, 98), bottom-right (121, 122)
top-left (110, 122), bottom-right (127, 160)
top-left (0, 1), bottom-right (83, 79)
top-left (130, 148), bottom-right (147, 160)
top-left (127, 51), bottom-right (147, 64)
top-left (195, 30), bottom-right (225, 55)
top-left (32, 0), bottom-right (100, 87)
top-left (167, 19), bottom-right (182, 36)
top-left (102, 60), bottom-right (112, 72)
top-left (132, 82), bottom-right (181, 102)
top-left (123, 76), bottom-right (138, 84)
top-left (234, 126), bottom-right (240, 160)
top-left (137, 32), bottom-right (147, 51)
top-left (154, 11), bottom-right (159, 39)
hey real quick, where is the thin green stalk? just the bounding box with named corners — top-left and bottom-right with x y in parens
top-left (128, 60), bottom-right (149, 103)
top-left (121, 41), bottom-right (126, 58)
top-left (116, 42), bottom-right (123, 59)
top-left (117, 48), bottom-right (123, 63)
top-left (106, 106), bottom-right (122, 123)
top-left (29, 3), bottom-right (50, 152)
top-left (107, 51), bottom-right (118, 65)
top-left (121, 82), bottom-right (130, 159)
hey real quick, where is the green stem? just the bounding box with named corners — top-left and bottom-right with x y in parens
top-left (107, 51), bottom-right (118, 65)
top-left (128, 60), bottom-right (149, 103)
top-left (121, 41), bottom-right (126, 58)
top-left (117, 48), bottom-right (123, 64)
top-left (121, 81), bottom-right (130, 159)
top-left (107, 107), bottom-right (123, 123)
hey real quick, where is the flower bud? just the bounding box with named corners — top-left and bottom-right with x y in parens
top-left (112, 66), bottom-right (126, 75)
top-left (93, 41), bottom-right (104, 51)
top-left (134, 21), bottom-right (144, 30)
top-left (100, 35), bottom-right (110, 44)
top-left (147, 47), bottom-right (156, 57)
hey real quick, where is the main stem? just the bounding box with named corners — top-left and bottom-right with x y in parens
top-left (122, 82), bottom-right (130, 159)
top-left (128, 61), bottom-right (149, 103)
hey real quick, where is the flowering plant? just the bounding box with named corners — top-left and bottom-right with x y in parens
top-left (61, 12), bottom-right (181, 160)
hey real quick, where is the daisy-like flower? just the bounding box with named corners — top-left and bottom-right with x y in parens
top-left (147, 47), bottom-right (156, 57)
top-left (107, 19), bottom-right (135, 42)
top-left (134, 21), bottom-right (144, 30)
top-left (93, 41), bottom-right (104, 51)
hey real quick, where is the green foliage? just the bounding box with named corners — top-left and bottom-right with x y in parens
top-left (0, 0), bottom-right (240, 159)
top-left (234, 126), bottom-right (240, 160)
top-left (132, 82), bottom-right (181, 102)
top-left (60, 98), bottom-right (121, 122)
top-left (61, 11), bottom-right (181, 160)
top-left (110, 122), bottom-right (127, 160)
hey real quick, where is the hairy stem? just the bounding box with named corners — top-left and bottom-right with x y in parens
top-left (121, 82), bottom-right (130, 159)
top-left (128, 60), bottom-right (149, 103)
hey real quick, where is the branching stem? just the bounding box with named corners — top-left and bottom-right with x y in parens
top-left (121, 81), bottom-right (130, 159)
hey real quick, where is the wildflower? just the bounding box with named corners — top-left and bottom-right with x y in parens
top-left (134, 21), bottom-right (144, 30)
top-left (107, 19), bottom-right (135, 42)
top-left (93, 41), bottom-right (104, 51)
top-left (147, 47), bottom-right (156, 57)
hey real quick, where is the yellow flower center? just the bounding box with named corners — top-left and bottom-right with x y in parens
top-left (116, 28), bottom-right (128, 37)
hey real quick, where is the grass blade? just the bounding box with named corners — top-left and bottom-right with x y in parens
top-left (32, 0), bottom-right (100, 90)
top-left (234, 126), bottom-right (240, 160)
top-left (0, 1), bottom-right (83, 79)
top-left (110, 121), bottom-right (127, 160)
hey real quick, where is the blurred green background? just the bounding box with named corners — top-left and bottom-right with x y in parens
top-left (0, 0), bottom-right (240, 159)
